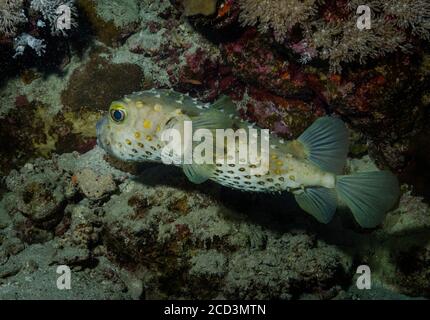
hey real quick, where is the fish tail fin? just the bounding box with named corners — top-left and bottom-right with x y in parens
top-left (335, 171), bottom-right (400, 228)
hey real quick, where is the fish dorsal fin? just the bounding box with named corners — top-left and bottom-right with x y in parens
top-left (294, 187), bottom-right (338, 224)
top-left (211, 95), bottom-right (238, 117)
top-left (297, 117), bottom-right (349, 174)
top-left (191, 96), bottom-right (236, 131)
top-left (183, 163), bottom-right (215, 184)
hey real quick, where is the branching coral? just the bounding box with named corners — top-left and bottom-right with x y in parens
top-left (0, 0), bottom-right (27, 36)
top-left (239, 0), bottom-right (318, 42)
top-left (239, 0), bottom-right (430, 73)
top-left (30, 0), bottom-right (78, 36)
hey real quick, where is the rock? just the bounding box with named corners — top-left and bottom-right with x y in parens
top-left (101, 166), bottom-right (352, 299)
top-left (2, 236), bottom-right (25, 256)
top-left (77, 0), bottom-right (141, 47)
top-left (76, 169), bottom-right (117, 201)
top-left (0, 200), bottom-right (12, 229)
top-left (5, 165), bottom-right (70, 223)
top-left (189, 250), bottom-right (227, 277)
top-left (383, 191), bottom-right (430, 236)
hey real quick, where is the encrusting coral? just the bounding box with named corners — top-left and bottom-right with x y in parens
top-left (182, 0), bottom-right (218, 16)
top-left (239, 0), bottom-right (430, 73)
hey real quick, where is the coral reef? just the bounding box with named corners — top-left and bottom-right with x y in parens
top-left (238, 0), bottom-right (430, 73)
top-left (30, 0), bottom-right (78, 36)
top-left (0, 0), bottom-right (430, 300)
top-left (0, 0), bottom-right (27, 36)
top-left (61, 52), bottom-right (144, 113)
top-left (182, 0), bottom-right (218, 16)
top-left (0, 149), bottom-right (429, 299)
top-left (1, 0), bottom-right (78, 58)
top-left (77, 0), bottom-right (140, 47)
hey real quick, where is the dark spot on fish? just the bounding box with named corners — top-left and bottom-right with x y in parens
top-left (239, 168), bottom-right (245, 172)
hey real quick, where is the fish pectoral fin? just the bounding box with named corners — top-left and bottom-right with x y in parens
top-left (211, 95), bottom-right (237, 116)
top-left (294, 187), bottom-right (337, 224)
top-left (297, 116), bottom-right (349, 174)
top-left (183, 163), bottom-right (215, 184)
top-left (285, 140), bottom-right (308, 160)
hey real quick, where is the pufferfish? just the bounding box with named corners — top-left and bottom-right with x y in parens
top-left (96, 89), bottom-right (400, 228)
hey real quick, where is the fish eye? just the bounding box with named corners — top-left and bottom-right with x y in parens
top-left (110, 108), bottom-right (126, 123)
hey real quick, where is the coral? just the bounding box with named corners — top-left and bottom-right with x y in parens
top-left (238, 0), bottom-right (430, 73)
top-left (30, 0), bottom-right (78, 36)
top-left (13, 33), bottom-right (46, 58)
top-left (182, 0), bottom-right (218, 16)
top-left (101, 166), bottom-right (352, 299)
top-left (4, 162), bottom-right (75, 223)
top-left (75, 168), bottom-right (117, 201)
top-left (0, 148), bottom-right (430, 299)
top-left (61, 53), bottom-right (144, 113)
top-left (221, 30), bottom-right (313, 98)
top-left (235, 88), bottom-right (324, 139)
top-left (239, 0), bottom-right (317, 41)
top-left (0, 0), bottom-right (27, 36)
top-left (77, 0), bottom-right (140, 47)
top-left (0, 100), bottom-right (52, 177)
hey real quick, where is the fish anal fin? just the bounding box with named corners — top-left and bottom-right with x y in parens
top-left (183, 163), bottom-right (215, 184)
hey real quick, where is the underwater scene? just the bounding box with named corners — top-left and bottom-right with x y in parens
top-left (0, 0), bottom-right (429, 301)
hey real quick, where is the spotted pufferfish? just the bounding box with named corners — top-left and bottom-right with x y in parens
top-left (96, 89), bottom-right (400, 228)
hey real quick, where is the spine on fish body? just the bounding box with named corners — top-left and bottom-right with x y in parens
top-left (96, 90), bottom-right (400, 228)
